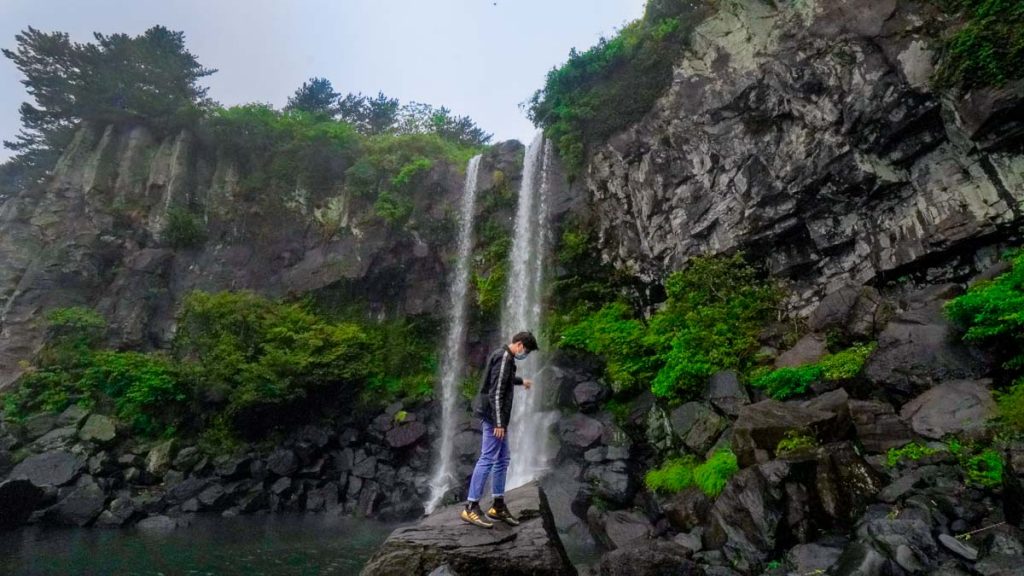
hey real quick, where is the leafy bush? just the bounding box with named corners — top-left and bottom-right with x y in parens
top-left (886, 442), bottom-right (941, 467)
top-left (946, 250), bottom-right (1024, 372)
top-left (644, 455), bottom-right (697, 493)
top-left (775, 431), bottom-right (818, 455)
top-left (995, 378), bottom-right (1024, 432)
top-left (162, 205), bottom-right (207, 249)
top-left (527, 1), bottom-right (712, 176)
top-left (933, 0), bottom-right (1024, 89)
top-left (750, 342), bottom-right (876, 400)
top-left (558, 253), bottom-right (781, 398)
top-left (963, 448), bottom-right (1004, 487)
top-left (79, 350), bottom-right (185, 437)
top-left (693, 448), bottom-right (739, 497)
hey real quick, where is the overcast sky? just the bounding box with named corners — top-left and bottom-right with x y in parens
top-left (0, 0), bottom-right (646, 161)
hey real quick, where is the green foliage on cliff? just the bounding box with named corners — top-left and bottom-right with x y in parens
top-left (947, 249), bottom-right (1024, 432)
top-left (748, 342), bottom-right (876, 400)
top-left (527, 0), bottom-right (711, 177)
top-left (162, 205), bottom-right (207, 249)
top-left (1, 290), bottom-right (439, 440)
top-left (934, 0), bottom-right (1024, 89)
top-left (644, 447), bottom-right (739, 497)
top-left (559, 253), bottom-right (782, 398)
top-left (2, 26), bottom-right (214, 176)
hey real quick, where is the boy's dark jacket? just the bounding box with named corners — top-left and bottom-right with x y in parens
top-left (472, 345), bottom-right (523, 428)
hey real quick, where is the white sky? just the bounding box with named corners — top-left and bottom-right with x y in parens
top-left (0, 0), bottom-right (647, 161)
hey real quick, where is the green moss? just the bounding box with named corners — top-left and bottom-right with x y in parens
top-left (963, 448), bottom-right (1004, 487)
top-left (750, 342), bottom-right (876, 400)
top-left (644, 448), bottom-right (739, 498)
top-left (644, 455), bottom-right (697, 493)
top-left (693, 448), bottom-right (739, 497)
top-left (996, 378), bottom-right (1024, 432)
top-left (886, 442), bottom-right (941, 467)
top-left (775, 430), bottom-right (818, 455)
top-left (933, 0), bottom-right (1024, 89)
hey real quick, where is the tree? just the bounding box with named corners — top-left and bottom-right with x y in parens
top-left (337, 91), bottom-right (400, 135)
top-left (2, 25), bottom-right (215, 170)
top-left (284, 77), bottom-right (340, 117)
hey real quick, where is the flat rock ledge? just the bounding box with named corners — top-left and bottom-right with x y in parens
top-left (361, 481), bottom-right (576, 576)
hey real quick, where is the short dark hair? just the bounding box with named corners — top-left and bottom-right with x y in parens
top-left (511, 331), bottom-right (539, 352)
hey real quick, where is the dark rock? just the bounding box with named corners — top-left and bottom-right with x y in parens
top-left (785, 542), bottom-right (843, 575)
top-left (357, 480), bottom-right (382, 516)
top-left (583, 460), bottom-right (634, 506)
top-left (30, 426), bottom-right (79, 451)
top-left (21, 413), bottom-right (58, 441)
top-left (386, 421), bottom-right (427, 449)
top-left (662, 487), bottom-right (712, 532)
top-left (705, 461), bottom-right (790, 573)
top-left (559, 414), bottom-right (604, 452)
top-left (938, 533), bottom-right (978, 561)
top-left (172, 446), bottom-right (201, 472)
top-left (453, 431), bottom-right (480, 460)
top-left (865, 301), bottom-right (990, 399)
top-left (136, 515), bottom-right (178, 531)
top-left (815, 442), bottom-right (885, 522)
top-left (78, 414), bottom-right (117, 445)
top-left (707, 371), bottom-right (749, 417)
top-left (270, 477), bottom-right (293, 496)
top-left (267, 449), bottom-right (299, 477)
top-left (573, 381), bottom-right (608, 413)
top-left (165, 477), bottom-right (210, 505)
top-left (808, 285), bottom-right (883, 339)
top-left (830, 542), bottom-right (887, 576)
top-left (197, 484), bottom-right (229, 510)
top-left (597, 540), bottom-right (699, 576)
top-left (848, 399), bottom-right (913, 453)
top-left (672, 529), bottom-right (703, 554)
top-left (353, 455), bottom-right (378, 479)
top-left (671, 401), bottom-right (729, 455)
top-left (55, 405), bottom-right (90, 429)
top-left (9, 450), bottom-right (85, 487)
top-left (95, 497), bottom-right (137, 527)
top-left (776, 333), bottom-right (828, 368)
top-left (215, 454), bottom-right (253, 479)
top-left (587, 508), bottom-right (651, 550)
top-left (857, 513), bottom-right (937, 573)
top-left (0, 479), bottom-right (45, 529)
top-left (731, 400), bottom-right (837, 467)
top-left (361, 482), bottom-right (575, 576)
top-left (899, 379), bottom-right (997, 440)
top-left (645, 407), bottom-right (674, 453)
top-left (42, 475), bottom-right (106, 526)
top-left (145, 440), bottom-right (176, 477)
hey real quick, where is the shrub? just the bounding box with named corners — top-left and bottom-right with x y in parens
top-left (946, 250), bottom-right (1024, 372)
top-left (644, 455), bottom-right (697, 493)
top-left (886, 442), bottom-right (941, 467)
top-left (693, 449), bottom-right (739, 497)
top-left (79, 350), bottom-right (185, 437)
top-left (995, 378), bottom-right (1024, 432)
top-left (750, 342), bottom-right (876, 400)
top-left (933, 0), bottom-right (1024, 89)
top-left (963, 448), bottom-right (1004, 488)
top-left (162, 205), bottom-right (206, 249)
top-left (775, 431), bottom-right (818, 455)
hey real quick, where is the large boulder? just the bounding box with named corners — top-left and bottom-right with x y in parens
top-left (776, 333), bottom-right (828, 368)
top-left (267, 449), bottom-right (299, 477)
top-left (864, 297), bottom-right (990, 399)
top-left (813, 442), bottom-right (885, 523)
top-left (597, 540), bottom-right (700, 576)
top-left (360, 481), bottom-right (576, 576)
top-left (662, 487), bottom-right (712, 532)
top-left (848, 399), bottom-right (913, 453)
top-left (669, 402), bottom-right (727, 455)
top-left (559, 414), bottom-right (604, 453)
top-left (78, 414), bottom-right (117, 445)
top-left (42, 475), bottom-right (106, 527)
top-left (386, 422), bottom-right (428, 449)
top-left (707, 371), bottom-right (750, 417)
top-left (145, 440), bottom-right (176, 477)
top-left (731, 400), bottom-right (837, 467)
top-left (705, 461), bottom-right (790, 574)
top-left (587, 508), bottom-right (652, 550)
top-left (583, 460), bottom-right (635, 506)
top-left (808, 285), bottom-right (884, 339)
top-left (573, 381), bottom-right (609, 413)
top-left (899, 379), bottom-right (997, 440)
top-left (0, 479), bottom-right (45, 529)
top-left (9, 450), bottom-right (85, 487)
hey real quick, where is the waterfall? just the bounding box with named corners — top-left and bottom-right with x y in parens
top-left (425, 154), bottom-right (483, 514)
top-left (501, 134), bottom-right (559, 489)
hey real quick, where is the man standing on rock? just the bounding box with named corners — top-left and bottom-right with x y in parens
top-left (461, 331), bottom-right (538, 528)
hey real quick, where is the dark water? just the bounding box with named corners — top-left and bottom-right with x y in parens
top-left (0, 514), bottom-right (403, 576)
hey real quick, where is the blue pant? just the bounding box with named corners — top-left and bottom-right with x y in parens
top-left (467, 420), bottom-right (510, 502)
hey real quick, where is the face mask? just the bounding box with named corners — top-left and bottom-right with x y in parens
top-left (515, 352), bottom-right (529, 361)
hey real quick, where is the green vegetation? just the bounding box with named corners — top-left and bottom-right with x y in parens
top-left (775, 431), bottom-right (818, 455)
top-left (1, 291), bottom-right (440, 442)
top-left (962, 448), bottom-right (1004, 488)
top-left (469, 167), bottom-right (517, 325)
top-left (162, 205), bottom-right (207, 249)
top-left (560, 253), bottom-right (782, 398)
top-left (749, 342), bottom-right (876, 400)
top-left (644, 448), bottom-right (739, 497)
top-left (946, 250), bottom-right (1024, 433)
top-left (886, 442), bottom-right (941, 467)
top-left (528, 0), bottom-right (712, 177)
top-left (933, 0), bottom-right (1024, 89)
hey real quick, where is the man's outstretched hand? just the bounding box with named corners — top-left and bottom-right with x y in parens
top-left (523, 379), bottom-right (533, 390)
top-left (494, 427), bottom-right (505, 440)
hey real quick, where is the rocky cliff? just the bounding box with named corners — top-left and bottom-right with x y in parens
top-left (585, 0), bottom-right (1024, 312)
top-left (0, 122), bottom-right (522, 389)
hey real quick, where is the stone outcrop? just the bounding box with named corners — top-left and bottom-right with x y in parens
top-left (360, 481), bottom-right (576, 576)
top-left (583, 0), bottom-right (1024, 314)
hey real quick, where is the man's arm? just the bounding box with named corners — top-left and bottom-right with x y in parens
top-left (489, 351), bottom-right (510, 428)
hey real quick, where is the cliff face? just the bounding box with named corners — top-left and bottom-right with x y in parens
top-left (586, 0), bottom-right (1024, 311)
top-left (0, 122), bottom-right (519, 389)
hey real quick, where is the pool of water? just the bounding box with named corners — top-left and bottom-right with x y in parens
top-left (0, 514), bottom-right (403, 576)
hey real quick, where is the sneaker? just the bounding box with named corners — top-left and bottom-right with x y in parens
top-left (460, 505), bottom-right (494, 528)
top-left (487, 502), bottom-right (520, 526)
